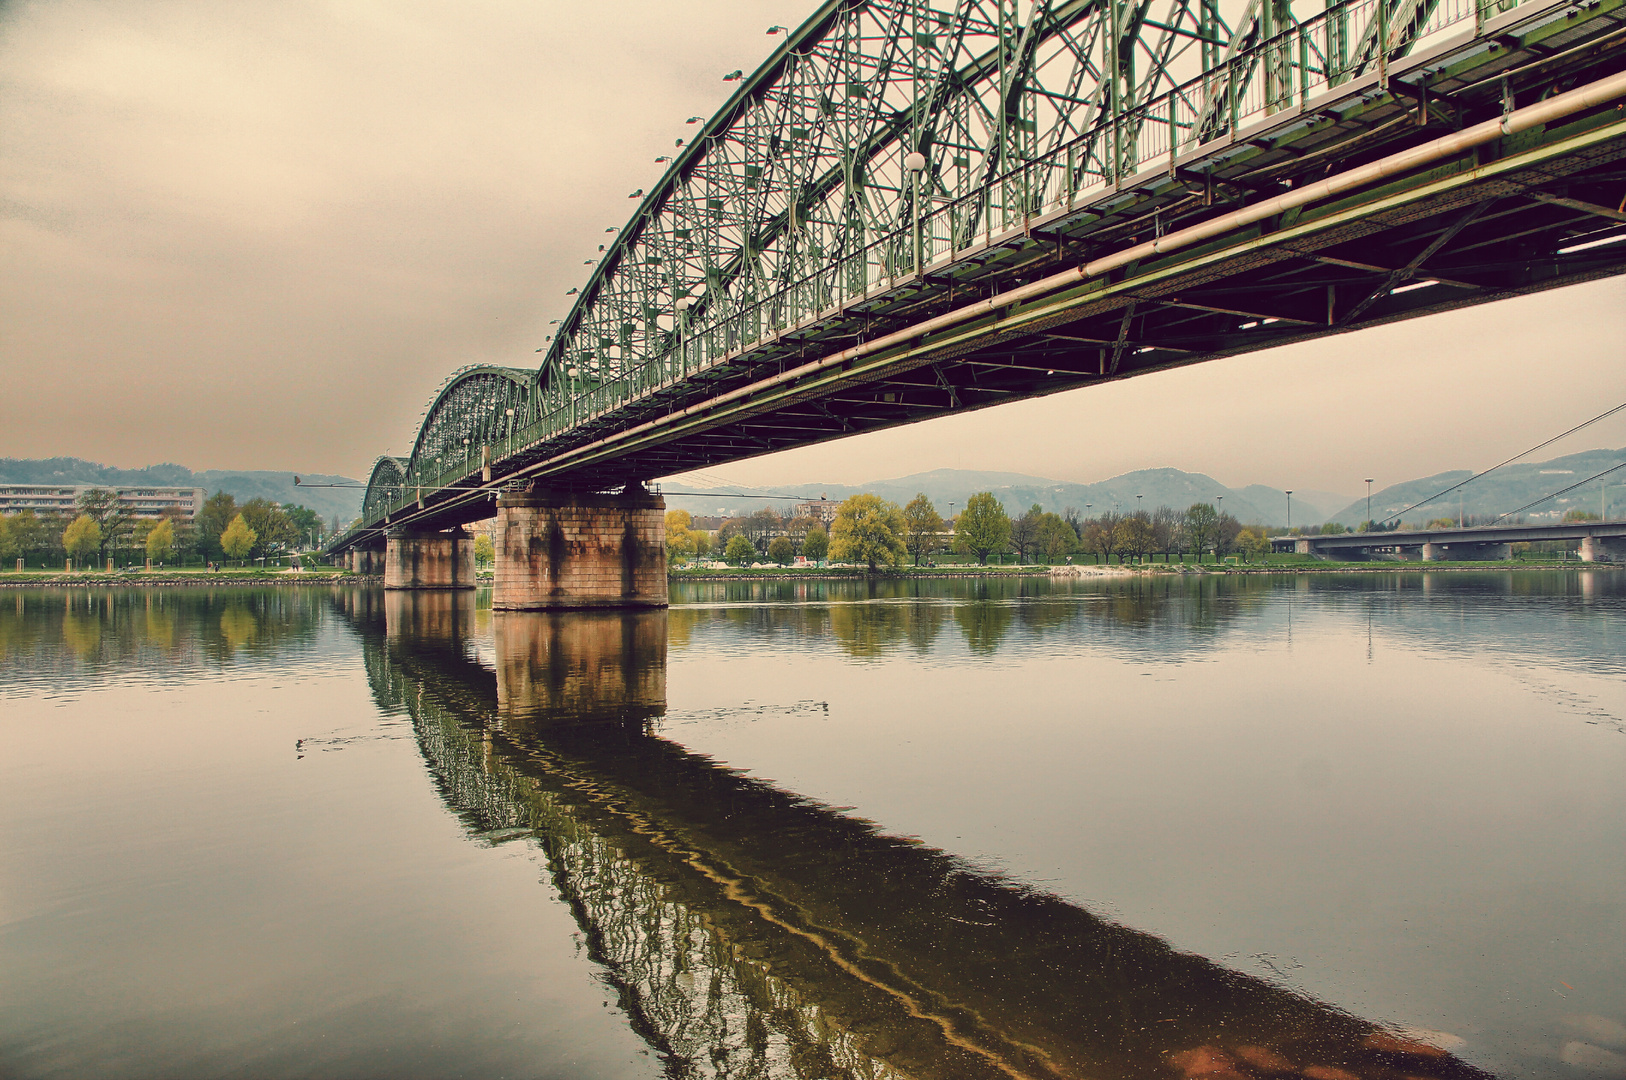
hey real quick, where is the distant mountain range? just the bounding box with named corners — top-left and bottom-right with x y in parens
top-left (0, 458), bottom-right (362, 525)
top-left (7, 444), bottom-right (1620, 530)
top-left (1322, 446), bottom-right (1626, 526)
top-left (668, 447), bottom-right (1626, 526)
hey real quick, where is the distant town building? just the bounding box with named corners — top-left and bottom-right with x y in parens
top-left (0, 485), bottom-right (205, 519)
top-left (793, 496), bottom-right (839, 525)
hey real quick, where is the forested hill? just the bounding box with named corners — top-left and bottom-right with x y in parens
top-left (0, 458), bottom-right (362, 524)
top-left (1325, 446), bottom-right (1626, 525)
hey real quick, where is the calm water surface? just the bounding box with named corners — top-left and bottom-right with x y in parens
top-left (1, 573), bottom-right (1623, 1079)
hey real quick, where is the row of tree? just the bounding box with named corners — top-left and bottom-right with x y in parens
top-left (0, 488), bottom-right (332, 568)
top-left (667, 493), bottom-right (1272, 570)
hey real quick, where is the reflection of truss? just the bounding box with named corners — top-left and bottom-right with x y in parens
top-left (387, 652), bottom-right (901, 1079)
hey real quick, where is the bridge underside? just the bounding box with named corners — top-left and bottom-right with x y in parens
top-left (333, 0), bottom-right (1626, 550)
top-left (601, 150), bottom-right (1626, 486)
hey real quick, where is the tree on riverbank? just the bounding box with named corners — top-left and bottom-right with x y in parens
top-left (767, 536), bottom-right (796, 565)
top-left (146, 520), bottom-right (175, 564)
top-left (1010, 505), bottom-right (1042, 564)
top-left (63, 514), bottom-right (102, 565)
top-left (196, 492), bottom-right (238, 564)
top-left (1185, 503), bottom-right (1218, 560)
top-left (830, 494), bottom-right (908, 571)
top-left (953, 492), bottom-right (1010, 565)
top-left (902, 494), bottom-right (943, 566)
top-left (801, 524), bottom-right (828, 562)
top-left (220, 514), bottom-right (257, 564)
top-left (665, 509), bottom-right (697, 565)
top-left (724, 534), bottom-right (757, 565)
top-left (1036, 512), bottom-right (1076, 562)
top-left (74, 488), bottom-right (133, 564)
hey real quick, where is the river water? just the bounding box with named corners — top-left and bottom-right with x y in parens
top-left (1, 573), bottom-right (1623, 1080)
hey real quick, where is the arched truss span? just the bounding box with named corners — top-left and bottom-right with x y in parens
top-left (404, 366), bottom-right (536, 490)
top-left (537, 0), bottom-right (1456, 420)
top-left (362, 456), bottom-right (411, 525)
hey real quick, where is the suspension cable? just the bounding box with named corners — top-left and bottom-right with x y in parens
top-left (1379, 399), bottom-right (1626, 525)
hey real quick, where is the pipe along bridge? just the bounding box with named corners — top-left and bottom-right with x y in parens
top-left (329, 0), bottom-right (1626, 608)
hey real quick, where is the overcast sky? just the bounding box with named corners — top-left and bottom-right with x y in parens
top-left (3, 0), bottom-right (1623, 501)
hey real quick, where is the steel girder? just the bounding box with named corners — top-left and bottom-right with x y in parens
top-left (538, 0), bottom-right (1474, 423)
top-left (361, 457), bottom-right (411, 530)
top-left (401, 365), bottom-right (535, 504)
top-left (330, 0), bottom-right (1626, 553)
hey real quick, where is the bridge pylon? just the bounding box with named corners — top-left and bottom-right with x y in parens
top-left (382, 526), bottom-right (476, 590)
top-left (493, 484), bottom-right (666, 611)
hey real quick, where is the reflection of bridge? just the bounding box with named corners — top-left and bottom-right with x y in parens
top-left (329, 0), bottom-right (1626, 609)
top-left (343, 591), bottom-right (1496, 1080)
top-left (1276, 518), bottom-right (1626, 559)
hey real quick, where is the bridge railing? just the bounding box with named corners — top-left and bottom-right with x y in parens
top-left (351, 0), bottom-right (1530, 531)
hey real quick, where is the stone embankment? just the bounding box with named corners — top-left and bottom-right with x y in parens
top-left (1047, 564), bottom-right (1136, 578)
top-left (0, 573), bottom-right (377, 588)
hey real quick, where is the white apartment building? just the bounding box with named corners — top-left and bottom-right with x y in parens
top-left (0, 485), bottom-right (206, 519)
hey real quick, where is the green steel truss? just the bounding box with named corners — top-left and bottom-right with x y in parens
top-left (361, 456), bottom-right (411, 525)
top-left (345, 0), bottom-right (1577, 545)
top-left (363, 366), bottom-right (534, 528)
top-left (538, 0), bottom-right (1462, 416)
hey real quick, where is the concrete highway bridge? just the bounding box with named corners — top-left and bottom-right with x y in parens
top-left (1275, 517), bottom-right (1626, 558)
top-left (328, 0), bottom-right (1626, 608)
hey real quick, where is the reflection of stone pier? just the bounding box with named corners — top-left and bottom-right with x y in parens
top-left (341, 600), bottom-right (1493, 1080)
top-left (385, 588), bottom-right (475, 642)
top-left (494, 610), bottom-right (665, 729)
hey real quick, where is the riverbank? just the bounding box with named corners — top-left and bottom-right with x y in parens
top-left (669, 565), bottom-right (1068, 582)
top-left (0, 570), bottom-right (368, 588)
top-left (3, 560), bottom-right (1615, 588)
top-left (675, 559), bottom-right (1620, 580)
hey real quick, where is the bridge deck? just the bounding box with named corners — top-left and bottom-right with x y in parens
top-left (334, 0), bottom-right (1626, 553)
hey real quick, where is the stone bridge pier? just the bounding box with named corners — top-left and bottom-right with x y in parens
top-left (383, 526), bottom-right (475, 590)
top-left (494, 485), bottom-right (667, 611)
top-left (347, 546), bottom-right (386, 574)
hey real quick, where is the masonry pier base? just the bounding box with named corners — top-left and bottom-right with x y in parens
top-left (494, 486), bottom-right (667, 611)
top-left (383, 527), bottom-right (475, 590)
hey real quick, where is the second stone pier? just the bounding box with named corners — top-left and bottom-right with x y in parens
top-left (494, 485), bottom-right (667, 610)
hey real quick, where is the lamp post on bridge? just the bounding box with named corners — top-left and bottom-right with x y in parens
top-left (1365, 478), bottom-right (1374, 529)
top-left (1285, 490), bottom-right (1293, 531)
top-left (905, 150), bottom-right (927, 274)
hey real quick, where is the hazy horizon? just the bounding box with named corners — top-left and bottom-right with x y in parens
top-left (4, 0), bottom-right (1624, 495)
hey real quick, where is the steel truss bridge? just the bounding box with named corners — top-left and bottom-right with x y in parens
top-left (334, 0), bottom-right (1626, 553)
